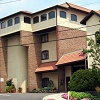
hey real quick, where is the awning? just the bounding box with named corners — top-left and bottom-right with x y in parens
top-left (56, 51), bottom-right (86, 66)
top-left (35, 61), bottom-right (57, 72)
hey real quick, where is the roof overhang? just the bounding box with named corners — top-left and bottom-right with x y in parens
top-left (35, 61), bottom-right (57, 72)
top-left (81, 10), bottom-right (100, 25)
top-left (56, 51), bottom-right (87, 66)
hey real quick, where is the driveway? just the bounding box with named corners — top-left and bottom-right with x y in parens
top-left (0, 93), bottom-right (53, 100)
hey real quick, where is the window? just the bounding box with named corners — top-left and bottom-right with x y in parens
top-left (33, 16), bottom-right (39, 24)
top-left (8, 19), bottom-right (13, 27)
top-left (60, 11), bottom-right (66, 18)
top-left (41, 50), bottom-right (49, 60)
top-left (41, 34), bottom-right (48, 43)
top-left (1, 21), bottom-right (6, 29)
top-left (42, 78), bottom-right (49, 87)
top-left (48, 11), bottom-right (55, 19)
top-left (41, 14), bottom-right (47, 21)
top-left (14, 17), bottom-right (20, 24)
top-left (24, 16), bottom-right (31, 24)
top-left (95, 31), bottom-right (100, 44)
top-left (71, 14), bottom-right (77, 21)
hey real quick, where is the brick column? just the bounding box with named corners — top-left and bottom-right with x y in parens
top-left (20, 31), bottom-right (42, 92)
top-left (0, 38), bottom-right (7, 93)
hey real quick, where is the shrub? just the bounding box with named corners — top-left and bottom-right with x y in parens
top-left (68, 69), bottom-right (99, 92)
top-left (70, 91), bottom-right (93, 100)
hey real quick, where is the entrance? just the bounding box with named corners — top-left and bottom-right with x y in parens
top-left (66, 77), bottom-right (70, 91)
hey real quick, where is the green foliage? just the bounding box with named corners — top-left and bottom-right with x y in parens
top-left (68, 69), bottom-right (100, 92)
top-left (83, 29), bottom-right (100, 69)
top-left (70, 91), bottom-right (93, 100)
top-left (6, 78), bottom-right (13, 86)
top-left (6, 86), bottom-right (10, 92)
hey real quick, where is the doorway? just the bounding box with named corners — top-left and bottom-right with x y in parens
top-left (66, 77), bottom-right (70, 91)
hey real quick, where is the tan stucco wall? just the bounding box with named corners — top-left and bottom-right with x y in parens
top-left (7, 36), bottom-right (28, 93)
top-left (57, 8), bottom-right (87, 31)
top-left (86, 14), bottom-right (100, 68)
top-left (42, 71), bottom-right (58, 88)
top-left (42, 31), bottom-right (57, 63)
top-left (32, 10), bottom-right (56, 32)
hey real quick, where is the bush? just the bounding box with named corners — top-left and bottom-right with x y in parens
top-left (70, 91), bottom-right (93, 100)
top-left (68, 69), bottom-right (99, 92)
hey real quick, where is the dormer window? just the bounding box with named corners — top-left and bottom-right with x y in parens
top-left (41, 14), bottom-right (47, 21)
top-left (48, 11), bottom-right (55, 19)
top-left (1, 21), bottom-right (6, 29)
top-left (8, 19), bottom-right (13, 27)
top-left (71, 14), bottom-right (77, 22)
top-left (14, 16), bottom-right (20, 24)
top-left (60, 11), bottom-right (66, 18)
top-left (33, 16), bottom-right (39, 24)
top-left (24, 16), bottom-right (31, 24)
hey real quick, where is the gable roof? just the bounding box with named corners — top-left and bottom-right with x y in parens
top-left (66, 2), bottom-right (90, 13)
top-left (81, 10), bottom-right (100, 25)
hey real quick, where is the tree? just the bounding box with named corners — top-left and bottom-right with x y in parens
top-left (83, 29), bottom-right (100, 69)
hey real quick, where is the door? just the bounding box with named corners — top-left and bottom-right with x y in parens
top-left (66, 77), bottom-right (70, 91)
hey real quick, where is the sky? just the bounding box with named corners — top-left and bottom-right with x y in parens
top-left (0, 0), bottom-right (100, 19)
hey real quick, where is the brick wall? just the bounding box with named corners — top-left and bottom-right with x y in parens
top-left (57, 25), bottom-right (87, 59)
top-left (0, 37), bottom-right (7, 93)
top-left (20, 30), bottom-right (42, 92)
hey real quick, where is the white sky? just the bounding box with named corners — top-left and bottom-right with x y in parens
top-left (0, 0), bottom-right (100, 18)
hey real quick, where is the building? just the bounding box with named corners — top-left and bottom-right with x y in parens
top-left (81, 10), bottom-right (100, 68)
top-left (0, 2), bottom-right (90, 93)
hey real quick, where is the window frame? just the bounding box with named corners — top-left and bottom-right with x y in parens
top-left (14, 16), bottom-right (20, 24)
top-left (1, 21), bottom-right (6, 29)
top-left (8, 19), bottom-right (13, 27)
top-left (48, 11), bottom-right (55, 19)
top-left (33, 16), bottom-right (39, 24)
top-left (24, 16), bottom-right (31, 24)
top-left (41, 34), bottom-right (48, 43)
top-left (60, 11), bottom-right (66, 18)
top-left (71, 14), bottom-right (77, 22)
top-left (41, 50), bottom-right (49, 60)
top-left (41, 14), bottom-right (47, 21)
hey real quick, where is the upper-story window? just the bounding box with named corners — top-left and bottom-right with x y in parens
top-left (14, 16), bottom-right (20, 24)
top-left (48, 11), bottom-right (55, 19)
top-left (41, 50), bottom-right (49, 60)
top-left (33, 16), bottom-right (39, 24)
top-left (60, 11), bottom-right (66, 18)
top-left (8, 19), bottom-right (13, 27)
top-left (1, 21), bottom-right (6, 29)
top-left (95, 31), bottom-right (100, 44)
top-left (41, 14), bottom-right (47, 21)
top-left (24, 16), bottom-right (31, 24)
top-left (41, 34), bottom-right (48, 43)
top-left (71, 14), bottom-right (77, 22)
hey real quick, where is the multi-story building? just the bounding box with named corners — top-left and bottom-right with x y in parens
top-left (0, 2), bottom-right (90, 93)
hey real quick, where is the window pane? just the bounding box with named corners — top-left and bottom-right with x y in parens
top-left (8, 19), bottom-right (13, 27)
top-left (42, 50), bottom-right (49, 60)
top-left (41, 34), bottom-right (48, 43)
top-left (71, 14), bottom-right (77, 21)
top-left (1, 22), bottom-right (6, 29)
top-left (49, 11), bottom-right (55, 19)
top-left (60, 11), bottom-right (66, 18)
top-left (33, 16), bottom-right (39, 23)
top-left (24, 16), bottom-right (31, 24)
top-left (15, 17), bottom-right (20, 24)
top-left (41, 14), bottom-right (47, 21)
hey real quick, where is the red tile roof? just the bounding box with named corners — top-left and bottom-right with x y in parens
top-left (35, 61), bottom-right (57, 72)
top-left (56, 51), bottom-right (86, 66)
top-left (67, 2), bottom-right (90, 13)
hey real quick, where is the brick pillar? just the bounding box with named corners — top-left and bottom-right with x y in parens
top-left (20, 31), bottom-right (42, 92)
top-left (58, 66), bottom-right (65, 92)
top-left (0, 38), bottom-right (7, 93)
